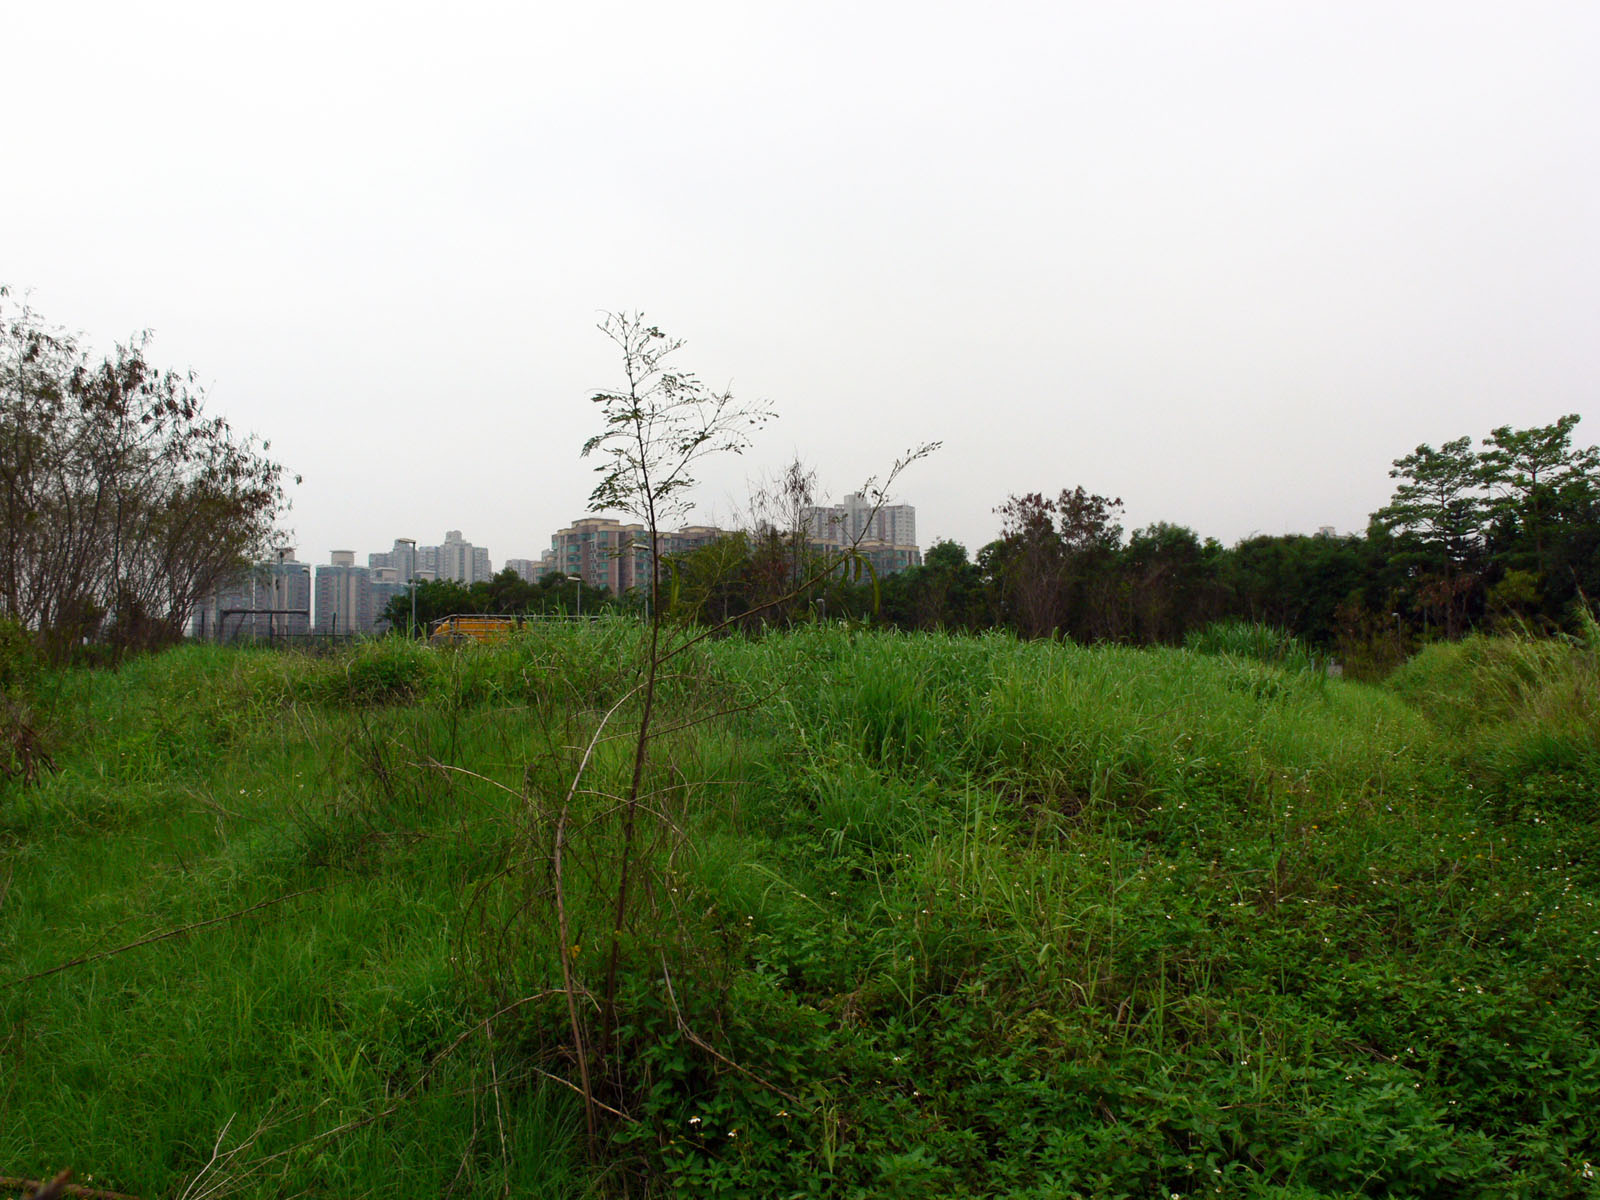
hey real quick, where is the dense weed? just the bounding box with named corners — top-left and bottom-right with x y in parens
top-left (3, 628), bottom-right (1599, 1197)
top-left (1185, 618), bottom-right (1322, 674)
top-left (1390, 629), bottom-right (1600, 822)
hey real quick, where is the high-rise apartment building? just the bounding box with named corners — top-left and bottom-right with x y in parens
top-left (802, 494), bottom-right (916, 548)
top-left (368, 539), bottom-right (419, 581)
top-left (544, 520), bottom-right (739, 593)
top-left (659, 525), bottom-right (733, 556)
top-left (549, 517), bottom-right (649, 593)
top-left (417, 530), bottom-right (492, 584)
top-left (314, 550), bottom-right (375, 635)
top-left (368, 567), bottom-right (411, 631)
top-left (798, 495), bottom-right (920, 574)
top-left (191, 548), bottom-right (311, 641)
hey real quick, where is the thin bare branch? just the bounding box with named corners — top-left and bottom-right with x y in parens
top-left (5, 887), bottom-right (328, 990)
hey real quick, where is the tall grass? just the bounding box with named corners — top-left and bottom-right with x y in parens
top-left (1388, 622), bottom-right (1600, 820)
top-left (1185, 618), bottom-right (1322, 674)
top-left (4, 627), bottom-right (1598, 1197)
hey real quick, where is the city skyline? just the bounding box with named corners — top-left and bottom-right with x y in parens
top-left (201, 494), bottom-right (928, 633)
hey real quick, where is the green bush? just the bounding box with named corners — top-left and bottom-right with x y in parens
top-left (0, 616), bottom-right (40, 693)
top-left (1185, 619), bottom-right (1320, 673)
top-left (0, 618), bottom-right (54, 783)
top-left (1390, 632), bottom-right (1600, 820)
top-left (308, 638), bottom-right (437, 706)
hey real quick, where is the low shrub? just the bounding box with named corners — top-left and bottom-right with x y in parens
top-left (0, 616), bottom-right (40, 692)
top-left (1, 694), bottom-right (55, 782)
top-left (308, 638), bottom-right (438, 706)
top-left (0, 618), bottom-right (54, 783)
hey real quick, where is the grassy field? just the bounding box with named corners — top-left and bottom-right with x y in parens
top-left (3, 623), bottom-right (1598, 1198)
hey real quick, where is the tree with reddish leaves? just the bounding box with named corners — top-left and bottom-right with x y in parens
top-left (993, 491), bottom-right (1065, 638)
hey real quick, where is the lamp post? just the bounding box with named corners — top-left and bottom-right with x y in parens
top-left (397, 538), bottom-right (418, 638)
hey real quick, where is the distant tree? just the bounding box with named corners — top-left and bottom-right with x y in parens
top-left (748, 456), bottom-right (822, 613)
top-left (533, 572), bottom-right (612, 616)
top-left (481, 567), bottom-right (539, 613)
top-left (1220, 533), bottom-right (1374, 647)
top-left (987, 486), bottom-right (1128, 640)
top-left (1121, 523), bottom-right (1221, 644)
top-left (1371, 436), bottom-right (1486, 637)
top-left (992, 492), bottom-right (1064, 637)
top-left (380, 578), bottom-right (472, 632)
top-left (877, 539), bottom-right (986, 632)
top-left (661, 532), bottom-right (755, 627)
top-left (1055, 487), bottom-right (1125, 641)
top-left (1539, 484), bottom-right (1600, 618)
top-left (917, 539), bottom-right (988, 631)
top-left (379, 570), bottom-right (616, 633)
top-left (1056, 486), bottom-right (1125, 555)
top-left (1478, 414), bottom-right (1599, 587)
top-left (1374, 437), bottom-right (1485, 568)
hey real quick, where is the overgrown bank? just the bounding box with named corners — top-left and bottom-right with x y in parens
top-left (3, 626), bottom-right (1597, 1197)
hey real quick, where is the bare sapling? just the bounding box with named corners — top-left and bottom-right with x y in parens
top-left (560, 312), bottom-right (936, 1143)
top-left (580, 312), bottom-right (772, 1080)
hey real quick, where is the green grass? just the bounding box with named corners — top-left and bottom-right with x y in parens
top-left (3, 626), bottom-right (1598, 1197)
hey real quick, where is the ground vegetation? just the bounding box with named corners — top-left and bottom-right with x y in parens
top-left (4, 623), bottom-right (1599, 1196)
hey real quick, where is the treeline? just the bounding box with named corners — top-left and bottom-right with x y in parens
top-left (648, 415), bottom-right (1600, 673)
top-left (378, 414), bottom-right (1597, 671)
top-left (380, 570), bottom-right (617, 631)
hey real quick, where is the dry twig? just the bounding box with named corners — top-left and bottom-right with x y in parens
top-left (4, 888), bottom-right (328, 990)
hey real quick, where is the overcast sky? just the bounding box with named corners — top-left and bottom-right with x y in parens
top-left (6, 1), bottom-right (1597, 567)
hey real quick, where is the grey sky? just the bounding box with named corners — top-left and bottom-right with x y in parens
top-left (6, 1), bottom-right (1597, 567)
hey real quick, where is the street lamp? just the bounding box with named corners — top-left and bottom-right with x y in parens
top-left (397, 538), bottom-right (418, 638)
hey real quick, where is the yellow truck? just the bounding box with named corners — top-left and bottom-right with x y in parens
top-left (427, 614), bottom-right (521, 646)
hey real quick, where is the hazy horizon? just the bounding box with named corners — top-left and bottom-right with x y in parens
top-left (6, 1), bottom-right (1595, 568)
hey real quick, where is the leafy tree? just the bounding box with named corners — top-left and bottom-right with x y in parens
top-left (1122, 523), bottom-right (1222, 644)
top-left (1057, 485), bottom-right (1124, 555)
top-left (915, 539), bottom-right (989, 631)
top-left (1220, 533), bottom-right (1375, 647)
top-left (1479, 414), bottom-right (1600, 600)
top-left (379, 571), bottom-right (615, 634)
top-left (1371, 436), bottom-right (1486, 637)
top-left (878, 539), bottom-right (987, 631)
top-left (1375, 437), bottom-right (1485, 568)
top-left (379, 577), bottom-right (472, 632)
top-left (661, 532), bottom-right (755, 627)
top-left (1, 288), bottom-right (290, 659)
top-left (747, 456), bottom-right (824, 621)
top-left (1056, 487), bottom-right (1125, 641)
top-left (992, 492), bottom-right (1064, 637)
top-left (989, 487), bottom-right (1127, 640)
top-left (532, 572), bottom-right (612, 616)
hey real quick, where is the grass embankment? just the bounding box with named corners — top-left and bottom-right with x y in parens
top-left (2, 626), bottom-right (1598, 1197)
